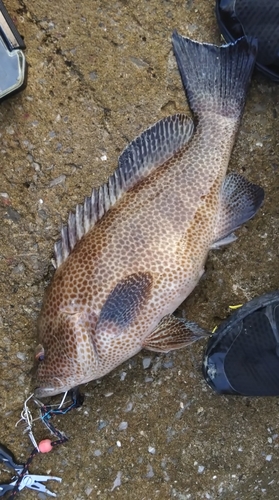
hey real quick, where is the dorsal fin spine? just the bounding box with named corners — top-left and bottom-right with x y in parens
top-left (108, 176), bottom-right (117, 205)
top-left (98, 187), bottom-right (104, 219)
top-left (89, 190), bottom-right (96, 227)
top-left (103, 184), bottom-right (110, 212)
top-left (76, 204), bottom-right (84, 241)
top-left (83, 197), bottom-right (90, 233)
top-left (68, 212), bottom-right (76, 250)
top-left (61, 225), bottom-right (70, 261)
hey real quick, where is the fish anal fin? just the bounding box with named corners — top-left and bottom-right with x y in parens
top-left (143, 315), bottom-right (210, 353)
top-left (96, 272), bottom-right (153, 337)
top-left (54, 114), bottom-right (194, 268)
top-left (211, 172), bottom-right (264, 248)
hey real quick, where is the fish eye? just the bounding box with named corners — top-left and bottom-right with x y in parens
top-left (35, 344), bottom-right (45, 362)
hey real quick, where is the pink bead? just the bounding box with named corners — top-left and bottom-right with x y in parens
top-left (38, 439), bottom-right (53, 453)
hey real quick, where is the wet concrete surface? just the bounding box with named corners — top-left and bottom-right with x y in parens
top-left (1, 0), bottom-right (279, 498)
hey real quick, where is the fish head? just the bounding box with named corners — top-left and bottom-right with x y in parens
top-left (34, 309), bottom-right (98, 398)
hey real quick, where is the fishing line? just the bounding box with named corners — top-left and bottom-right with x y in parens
top-left (8, 389), bottom-right (84, 498)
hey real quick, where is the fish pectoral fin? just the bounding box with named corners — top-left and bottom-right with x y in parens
top-left (143, 315), bottom-right (210, 353)
top-left (211, 172), bottom-right (264, 249)
top-left (96, 272), bottom-right (153, 337)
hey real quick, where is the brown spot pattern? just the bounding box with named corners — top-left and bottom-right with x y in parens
top-left (34, 109), bottom-right (242, 398)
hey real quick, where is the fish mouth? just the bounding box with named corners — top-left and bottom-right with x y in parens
top-left (34, 376), bottom-right (71, 398)
top-left (34, 386), bottom-right (64, 398)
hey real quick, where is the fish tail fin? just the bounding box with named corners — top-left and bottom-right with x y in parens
top-left (172, 33), bottom-right (258, 119)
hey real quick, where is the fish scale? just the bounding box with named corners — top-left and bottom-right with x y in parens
top-left (34, 33), bottom-right (264, 398)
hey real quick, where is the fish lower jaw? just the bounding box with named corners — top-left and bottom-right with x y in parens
top-left (34, 375), bottom-right (79, 398)
top-left (34, 369), bottom-right (102, 398)
top-left (34, 385), bottom-right (70, 398)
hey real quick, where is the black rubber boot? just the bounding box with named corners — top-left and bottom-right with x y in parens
top-left (216, 0), bottom-right (279, 82)
top-left (203, 291), bottom-right (279, 396)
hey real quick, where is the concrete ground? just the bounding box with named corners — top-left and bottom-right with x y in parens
top-left (1, 0), bottom-right (279, 498)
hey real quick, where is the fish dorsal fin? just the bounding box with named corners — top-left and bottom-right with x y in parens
top-left (54, 113), bottom-right (194, 268)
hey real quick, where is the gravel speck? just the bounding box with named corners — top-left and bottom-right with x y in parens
top-left (130, 56), bottom-right (149, 68)
top-left (6, 126), bottom-right (15, 135)
top-left (142, 357), bottom-right (152, 369)
top-left (98, 420), bottom-right (108, 430)
top-left (111, 471), bottom-right (122, 491)
top-left (124, 402), bottom-right (133, 412)
top-left (12, 263), bottom-right (25, 274)
top-left (49, 175), bottom-right (66, 187)
top-left (38, 493), bottom-right (47, 500)
top-left (0, 192), bottom-right (10, 203)
top-left (89, 71), bottom-right (98, 80)
top-left (118, 421), bottom-right (128, 431)
top-left (163, 471), bottom-right (170, 481)
top-left (16, 352), bottom-right (26, 361)
top-left (32, 162), bottom-right (41, 171)
top-left (146, 464), bottom-right (154, 478)
top-left (38, 209), bottom-right (48, 220)
top-left (5, 207), bottom-right (21, 222)
top-left (103, 391), bottom-right (113, 397)
top-left (163, 359), bottom-right (174, 369)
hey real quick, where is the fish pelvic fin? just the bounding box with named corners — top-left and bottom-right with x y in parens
top-left (172, 32), bottom-right (257, 120)
top-left (54, 114), bottom-right (194, 267)
top-left (211, 172), bottom-right (264, 249)
top-left (143, 314), bottom-right (210, 353)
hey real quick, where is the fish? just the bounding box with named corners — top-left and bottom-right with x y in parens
top-left (34, 32), bottom-right (264, 398)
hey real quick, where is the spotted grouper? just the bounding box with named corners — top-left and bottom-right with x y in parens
top-left (34, 33), bottom-right (264, 397)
